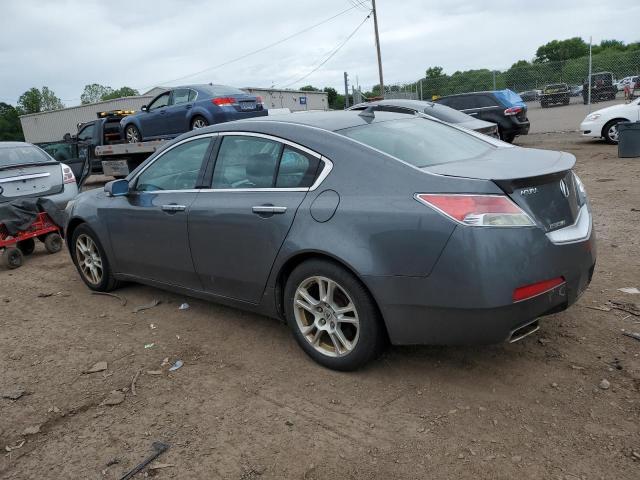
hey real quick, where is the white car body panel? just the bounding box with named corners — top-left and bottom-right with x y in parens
top-left (579, 98), bottom-right (640, 140)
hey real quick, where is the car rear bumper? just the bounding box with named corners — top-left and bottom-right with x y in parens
top-left (504, 117), bottom-right (530, 137)
top-left (364, 217), bottom-right (596, 346)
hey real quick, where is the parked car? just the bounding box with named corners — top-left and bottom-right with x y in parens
top-left (65, 110), bottom-right (595, 370)
top-left (434, 89), bottom-right (530, 143)
top-left (120, 84), bottom-right (268, 143)
top-left (518, 90), bottom-right (539, 102)
top-left (347, 99), bottom-right (499, 137)
top-left (540, 83), bottom-right (571, 107)
top-left (583, 72), bottom-right (617, 104)
top-left (580, 96), bottom-right (640, 144)
top-left (0, 142), bottom-right (77, 208)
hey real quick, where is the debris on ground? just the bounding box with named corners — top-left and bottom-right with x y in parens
top-left (102, 390), bottom-right (125, 406)
top-left (149, 462), bottom-right (175, 470)
top-left (4, 440), bottom-right (25, 452)
top-left (8, 350), bottom-right (23, 361)
top-left (22, 424), bottom-right (41, 435)
top-left (37, 292), bottom-right (61, 298)
top-left (149, 323), bottom-right (157, 329)
top-left (622, 331), bottom-right (640, 342)
top-left (1, 387), bottom-right (27, 400)
top-left (47, 406), bottom-right (60, 413)
top-left (83, 361), bottom-right (107, 374)
top-left (118, 441), bottom-right (169, 480)
top-left (618, 287), bottom-right (640, 294)
top-left (583, 304), bottom-right (611, 312)
top-left (144, 343), bottom-right (155, 349)
top-left (132, 299), bottom-right (161, 314)
top-left (131, 369), bottom-right (141, 396)
top-left (607, 300), bottom-right (640, 316)
top-left (178, 302), bottom-right (190, 310)
top-left (91, 291), bottom-right (127, 306)
top-left (146, 370), bottom-right (163, 375)
top-left (599, 379), bottom-right (610, 390)
top-left (168, 360), bottom-right (183, 372)
top-left (161, 357), bottom-right (169, 366)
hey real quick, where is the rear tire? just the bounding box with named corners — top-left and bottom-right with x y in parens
top-left (44, 233), bottom-right (63, 254)
top-left (191, 116), bottom-right (209, 130)
top-left (17, 238), bottom-right (35, 256)
top-left (4, 247), bottom-right (23, 269)
top-left (125, 124), bottom-right (141, 144)
top-left (284, 259), bottom-right (385, 371)
top-left (70, 224), bottom-right (120, 291)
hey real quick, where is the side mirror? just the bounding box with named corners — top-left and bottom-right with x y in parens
top-left (141, 105), bottom-right (148, 112)
top-left (63, 133), bottom-right (72, 142)
top-left (104, 179), bottom-right (130, 197)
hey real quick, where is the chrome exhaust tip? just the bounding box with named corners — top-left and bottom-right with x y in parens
top-left (509, 320), bottom-right (540, 343)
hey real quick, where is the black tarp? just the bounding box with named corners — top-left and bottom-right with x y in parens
top-left (0, 198), bottom-right (65, 235)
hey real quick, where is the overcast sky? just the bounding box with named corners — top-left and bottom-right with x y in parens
top-left (1, 0), bottom-right (638, 106)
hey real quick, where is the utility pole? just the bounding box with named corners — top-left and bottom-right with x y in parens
top-left (371, 0), bottom-right (384, 98)
top-left (344, 71), bottom-right (350, 109)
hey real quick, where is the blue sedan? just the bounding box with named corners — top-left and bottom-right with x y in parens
top-left (120, 84), bottom-right (268, 143)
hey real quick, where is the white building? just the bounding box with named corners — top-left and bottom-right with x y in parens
top-left (19, 86), bottom-right (328, 144)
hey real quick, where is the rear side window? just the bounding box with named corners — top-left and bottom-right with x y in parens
top-left (172, 89), bottom-right (191, 105)
top-left (339, 118), bottom-right (492, 168)
top-left (212, 136), bottom-right (281, 189)
top-left (467, 95), bottom-right (499, 108)
top-left (276, 147), bottom-right (320, 188)
top-left (0, 145), bottom-right (52, 168)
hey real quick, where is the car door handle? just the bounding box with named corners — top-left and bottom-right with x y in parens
top-left (185, 104), bottom-right (193, 109)
top-left (162, 204), bottom-right (186, 213)
top-left (468, 112), bottom-right (478, 116)
top-left (252, 205), bottom-right (287, 214)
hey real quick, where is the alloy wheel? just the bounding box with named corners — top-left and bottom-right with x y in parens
top-left (607, 124), bottom-right (619, 142)
top-left (192, 118), bottom-right (207, 129)
top-left (126, 126), bottom-right (140, 143)
top-left (293, 276), bottom-right (360, 357)
top-left (75, 234), bottom-right (103, 285)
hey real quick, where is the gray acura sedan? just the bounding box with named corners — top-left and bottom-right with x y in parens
top-left (65, 111), bottom-right (596, 370)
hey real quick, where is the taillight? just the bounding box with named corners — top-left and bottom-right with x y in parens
top-left (416, 194), bottom-right (534, 227)
top-left (61, 163), bottom-right (75, 184)
top-left (513, 277), bottom-right (565, 302)
top-left (212, 97), bottom-right (237, 106)
top-left (504, 106), bottom-right (523, 116)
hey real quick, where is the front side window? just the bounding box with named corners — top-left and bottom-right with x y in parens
top-left (148, 92), bottom-right (170, 110)
top-left (77, 124), bottom-right (94, 142)
top-left (212, 136), bottom-right (281, 189)
top-left (135, 137), bottom-right (211, 191)
top-left (339, 118), bottom-right (492, 168)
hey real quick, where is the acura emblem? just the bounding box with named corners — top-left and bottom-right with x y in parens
top-left (559, 179), bottom-right (570, 198)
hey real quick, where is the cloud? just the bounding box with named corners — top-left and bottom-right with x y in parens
top-left (0, 0), bottom-right (638, 105)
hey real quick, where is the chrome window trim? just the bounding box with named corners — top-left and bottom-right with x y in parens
top-left (130, 131), bottom-right (333, 194)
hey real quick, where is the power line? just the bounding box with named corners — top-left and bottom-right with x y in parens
top-left (279, 13), bottom-right (371, 89)
top-left (141, 4), bottom-right (363, 90)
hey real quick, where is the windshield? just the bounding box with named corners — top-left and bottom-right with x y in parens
top-left (0, 145), bottom-right (52, 168)
top-left (338, 118), bottom-right (493, 168)
top-left (201, 85), bottom-right (247, 97)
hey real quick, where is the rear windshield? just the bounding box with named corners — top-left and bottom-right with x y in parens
top-left (423, 104), bottom-right (473, 123)
top-left (201, 85), bottom-right (247, 97)
top-left (338, 118), bottom-right (492, 168)
top-left (0, 145), bottom-right (52, 168)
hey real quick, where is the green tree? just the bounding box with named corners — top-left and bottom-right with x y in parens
top-left (41, 86), bottom-right (64, 111)
top-left (323, 87), bottom-right (339, 108)
top-left (81, 83), bottom-right (113, 104)
top-left (101, 86), bottom-right (139, 101)
top-left (426, 66), bottom-right (444, 78)
top-left (599, 39), bottom-right (625, 51)
top-left (299, 85), bottom-right (320, 92)
top-left (17, 87), bottom-right (42, 114)
top-left (535, 37), bottom-right (589, 63)
top-left (0, 103), bottom-right (24, 141)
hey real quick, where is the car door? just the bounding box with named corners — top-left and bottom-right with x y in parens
top-left (141, 91), bottom-right (171, 138)
top-left (103, 135), bottom-right (215, 288)
top-left (164, 88), bottom-right (193, 135)
top-left (188, 133), bottom-right (324, 303)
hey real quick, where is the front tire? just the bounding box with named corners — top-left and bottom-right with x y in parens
top-left (284, 259), bottom-right (385, 371)
top-left (125, 124), bottom-right (141, 144)
top-left (602, 120), bottom-right (623, 145)
top-left (71, 224), bottom-right (119, 291)
top-left (191, 116), bottom-right (209, 130)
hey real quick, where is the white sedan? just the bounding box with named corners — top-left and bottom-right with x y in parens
top-left (580, 98), bottom-right (640, 144)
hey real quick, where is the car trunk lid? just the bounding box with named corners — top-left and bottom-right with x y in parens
top-left (0, 163), bottom-right (63, 203)
top-left (423, 146), bottom-right (579, 232)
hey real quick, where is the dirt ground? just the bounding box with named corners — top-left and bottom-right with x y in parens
top-left (1, 132), bottom-right (639, 479)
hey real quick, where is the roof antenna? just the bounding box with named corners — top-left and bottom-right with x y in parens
top-left (358, 106), bottom-right (376, 119)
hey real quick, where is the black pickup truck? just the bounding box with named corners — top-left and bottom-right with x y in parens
top-left (583, 71), bottom-right (618, 104)
top-left (38, 110), bottom-right (165, 185)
